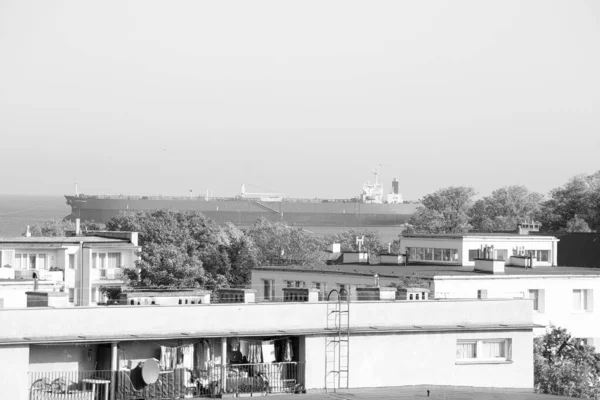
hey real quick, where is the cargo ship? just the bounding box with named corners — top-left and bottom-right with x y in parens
top-left (65, 172), bottom-right (419, 227)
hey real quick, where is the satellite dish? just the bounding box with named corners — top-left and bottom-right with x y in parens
top-left (141, 358), bottom-right (160, 385)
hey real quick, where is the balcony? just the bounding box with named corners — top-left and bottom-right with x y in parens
top-left (92, 268), bottom-right (123, 281)
top-left (14, 269), bottom-right (64, 282)
top-left (28, 362), bottom-right (304, 399)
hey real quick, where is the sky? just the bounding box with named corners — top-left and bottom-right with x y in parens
top-left (1, 0), bottom-right (599, 200)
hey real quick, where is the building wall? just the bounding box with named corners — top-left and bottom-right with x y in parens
top-left (303, 330), bottom-right (532, 390)
top-left (461, 237), bottom-right (556, 267)
top-left (350, 330), bottom-right (532, 389)
top-left (29, 344), bottom-right (98, 373)
top-left (251, 269), bottom-right (404, 302)
top-left (433, 275), bottom-right (600, 340)
top-left (399, 236), bottom-right (558, 267)
top-left (400, 237), bottom-right (463, 264)
top-left (0, 300), bottom-right (532, 343)
top-left (0, 345), bottom-right (30, 400)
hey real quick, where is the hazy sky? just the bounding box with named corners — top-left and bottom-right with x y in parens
top-left (1, 1), bottom-right (599, 200)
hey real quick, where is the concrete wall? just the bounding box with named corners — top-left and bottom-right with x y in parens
top-left (29, 344), bottom-right (98, 373)
top-left (0, 345), bottom-right (29, 400)
top-left (0, 281), bottom-right (56, 308)
top-left (0, 299), bottom-right (532, 341)
top-left (433, 275), bottom-right (600, 340)
top-left (346, 330), bottom-right (532, 389)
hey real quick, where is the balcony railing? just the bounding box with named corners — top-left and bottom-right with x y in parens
top-left (94, 268), bottom-right (123, 281)
top-left (29, 370), bottom-right (112, 400)
top-left (28, 362), bottom-right (304, 400)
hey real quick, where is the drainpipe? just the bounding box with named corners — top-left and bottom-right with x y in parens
top-left (110, 342), bottom-right (118, 400)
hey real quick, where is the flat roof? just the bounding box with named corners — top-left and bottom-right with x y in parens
top-left (402, 233), bottom-right (557, 239)
top-left (255, 264), bottom-right (600, 279)
top-left (0, 236), bottom-right (129, 244)
top-left (264, 386), bottom-right (573, 399)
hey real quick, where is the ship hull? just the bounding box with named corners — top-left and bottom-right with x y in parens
top-left (65, 196), bottom-right (418, 227)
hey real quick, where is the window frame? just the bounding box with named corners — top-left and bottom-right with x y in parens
top-left (262, 279), bottom-right (275, 301)
top-left (573, 289), bottom-right (593, 312)
top-left (456, 339), bottom-right (512, 364)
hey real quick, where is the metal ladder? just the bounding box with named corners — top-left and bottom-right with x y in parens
top-left (325, 289), bottom-right (350, 392)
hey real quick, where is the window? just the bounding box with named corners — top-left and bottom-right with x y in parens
top-left (92, 252), bottom-right (122, 269)
top-left (468, 250), bottom-right (478, 261)
top-left (68, 288), bottom-right (75, 303)
top-left (529, 290), bottom-right (539, 311)
top-left (456, 341), bottom-right (477, 359)
top-left (573, 289), bottom-right (593, 312)
top-left (525, 250), bottom-right (551, 262)
top-left (69, 254), bottom-right (75, 269)
top-left (456, 339), bottom-right (511, 362)
top-left (285, 280), bottom-right (305, 288)
top-left (15, 253), bottom-right (47, 269)
top-left (537, 250), bottom-right (549, 262)
top-left (496, 250), bottom-right (508, 261)
top-left (263, 279), bottom-right (275, 301)
top-left (107, 253), bottom-right (121, 268)
top-left (408, 247), bottom-right (459, 263)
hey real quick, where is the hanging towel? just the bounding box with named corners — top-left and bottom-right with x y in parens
top-left (284, 339), bottom-right (293, 362)
top-left (240, 340), bottom-right (250, 358)
top-left (262, 340), bottom-right (276, 363)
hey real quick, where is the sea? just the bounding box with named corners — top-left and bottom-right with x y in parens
top-left (0, 195), bottom-right (403, 242)
top-left (0, 195), bottom-right (71, 237)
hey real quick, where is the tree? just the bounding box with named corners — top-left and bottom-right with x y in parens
top-left (564, 216), bottom-right (592, 233)
top-left (535, 325), bottom-right (600, 398)
top-left (106, 210), bottom-right (246, 289)
top-left (470, 185), bottom-right (544, 232)
top-left (24, 219), bottom-right (102, 237)
top-left (540, 172), bottom-right (600, 232)
top-left (244, 218), bottom-right (327, 266)
top-left (407, 186), bottom-right (476, 234)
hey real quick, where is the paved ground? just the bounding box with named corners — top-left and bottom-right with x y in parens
top-left (257, 386), bottom-right (574, 400)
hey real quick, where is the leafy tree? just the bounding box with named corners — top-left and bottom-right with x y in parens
top-left (470, 185), bottom-right (543, 232)
top-left (244, 218), bottom-right (326, 266)
top-left (407, 186), bottom-right (476, 234)
top-left (535, 325), bottom-right (600, 398)
top-left (24, 219), bottom-right (103, 237)
top-left (540, 172), bottom-right (600, 232)
top-left (26, 219), bottom-right (74, 236)
top-left (564, 216), bottom-right (592, 233)
top-left (106, 210), bottom-right (246, 289)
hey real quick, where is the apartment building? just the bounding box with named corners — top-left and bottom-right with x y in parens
top-left (0, 288), bottom-right (536, 400)
top-left (0, 227), bottom-right (140, 307)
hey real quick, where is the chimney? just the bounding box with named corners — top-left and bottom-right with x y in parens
top-left (75, 219), bottom-right (81, 235)
top-left (25, 226), bottom-right (31, 237)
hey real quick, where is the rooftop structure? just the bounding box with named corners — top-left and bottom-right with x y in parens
top-left (0, 292), bottom-right (536, 400)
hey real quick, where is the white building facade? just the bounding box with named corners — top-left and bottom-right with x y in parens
top-left (0, 231), bottom-right (140, 308)
top-left (400, 234), bottom-right (559, 267)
